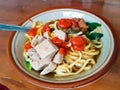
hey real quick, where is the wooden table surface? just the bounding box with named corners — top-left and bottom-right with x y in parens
top-left (0, 0), bottom-right (120, 90)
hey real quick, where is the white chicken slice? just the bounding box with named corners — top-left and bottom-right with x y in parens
top-left (37, 36), bottom-right (45, 44)
top-left (40, 62), bottom-right (57, 75)
top-left (43, 31), bottom-right (50, 39)
top-left (30, 52), bottom-right (41, 61)
top-left (34, 39), bottom-right (58, 59)
top-left (27, 48), bottom-right (36, 57)
top-left (53, 52), bottom-right (64, 64)
top-left (29, 56), bottom-right (52, 71)
top-left (53, 30), bottom-right (67, 41)
top-left (31, 35), bottom-right (44, 47)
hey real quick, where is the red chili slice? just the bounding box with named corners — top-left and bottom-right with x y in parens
top-left (70, 36), bottom-right (87, 46)
top-left (28, 28), bottom-right (38, 36)
top-left (25, 43), bottom-right (33, 52)
top-left (70, 19), bottom-right (79, 27)
top-left (61, 42), bottom-right (68, 48)
top-left (59, 48), bottom-right (68, 55)
top-left (57, 18), bottom-right (72, 29)
top-left (42, 24), bottom-right (51, 33)
top-left (72, 44), bottom-right (85, 51)
top-left (59, 48), bottom-right (65, 55)
top-left (71, 36), bottom-right (87, 51)
top-left (51, 37), bottom-right (63, 47)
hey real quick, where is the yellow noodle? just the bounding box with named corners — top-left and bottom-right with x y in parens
top-left (65, 54), bottom-right (78, 60)
top-left (68, 51), bottom-right (79, 56)
top-left (82, 54), bottom-right (93, 60)
top-left (54, 72), bottom-right (75, 76)
top-left (64, 57), bottom-right (74, 64)
top-left (84, 42), bottom-right (92, 50)
top-left (25, 34), bottom-right (33, 42)
top-left (37, 27), bottom-right (43, 36)
top-left (84, 65), bottom-right (92, 71)
top-left (92, 40), bottom-right (103, 48)
top-left (81, 50), bottom-right (99, 56)
top-left (75, 59), bottom-right (91, 74)
top-left (75, 63), bottom-right (82, 68)
top-left (68, 52), bottom-right (82, 68)
top-left (55, 59), bottom-right (93, 76)
top-left (89, 58), bottom-right (96, 65)
top-left (69, 31), bottom-right (83, 37)
top-left (54, 21), bottom-right (58, 30)
top-left (49, 24), bottom-right (54, 28)
top-left (74, 59), bottom-right (86, 68)
top-left (33, 21), bottom-right (44, 28)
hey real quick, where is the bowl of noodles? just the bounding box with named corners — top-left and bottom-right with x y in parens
top-left (10, 8), bottom-right (117, 89)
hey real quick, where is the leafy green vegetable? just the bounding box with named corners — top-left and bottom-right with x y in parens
top-left (25, 60), bottom-right (32, 71)
top-left (86, 22), bottom-right (101, 32)
top-left (86, 33), bottom-right (103, 40)
top-left (85, 22), bottom-right (103, 40)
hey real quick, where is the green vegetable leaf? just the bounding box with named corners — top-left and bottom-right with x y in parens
top-left (86, 33), bottom-right (103, 40)
top-left (25, 60), bottom-right (32, 71)
top-left (86, 22), bottom-right (101, 32)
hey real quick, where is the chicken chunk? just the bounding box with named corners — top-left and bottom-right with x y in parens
top-left (37, 36), bottom-right (45, 43)
top-left (27, 48), bottom-right (41, 61)
top-left (52, 30), bottom-right (67, 41)
top-left (34, 39), bottom-right (58, 59)
top-left (43, 31), bottom-right (50, 39)
top-left (40, 62), bottom-right (57, 75)
top-left (31, 35), bottom-right (44, 47)
top-left (30, 52), bottom-right (41, 61)
top-left (27, 48), bottom-right (36, 57)
top-left (29, 56), bottom-right (52, 71)
top-left (53, 52), bottom-right (64, 64)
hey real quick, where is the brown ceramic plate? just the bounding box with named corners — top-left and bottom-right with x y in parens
top-left (8, 8), bottom-right (119, 89)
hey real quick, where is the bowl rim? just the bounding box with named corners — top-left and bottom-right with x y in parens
top-left (8, 8), bottom-right (119, 89)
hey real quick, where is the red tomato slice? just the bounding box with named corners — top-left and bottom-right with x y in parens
top-left (42, 24), bottom-right (51, 33)
top-left (51, 37), bottom-right (63, 47)
top-left (64, 48), bottom-right (68, 55)
top-left (71, 36), bottom-right (87, 51)
top-left (72, 44), bottom-right (85, 51)
top-left (25, 43), bottom-right (32, 52)
top-left (59, 48), bottom-right (68, 55)
top-left (70, 19), bottom-right (79, 27)
top-left (59, 48), bottom-right (65, 55)
top-left (70, 36), bottom-right (87, 46)
top-left (28, 28), bottom-right (38, 36)
top-left (57, 19), bottom-right (72, 29)
top-left (61, 42), bottom-right (68, 48)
